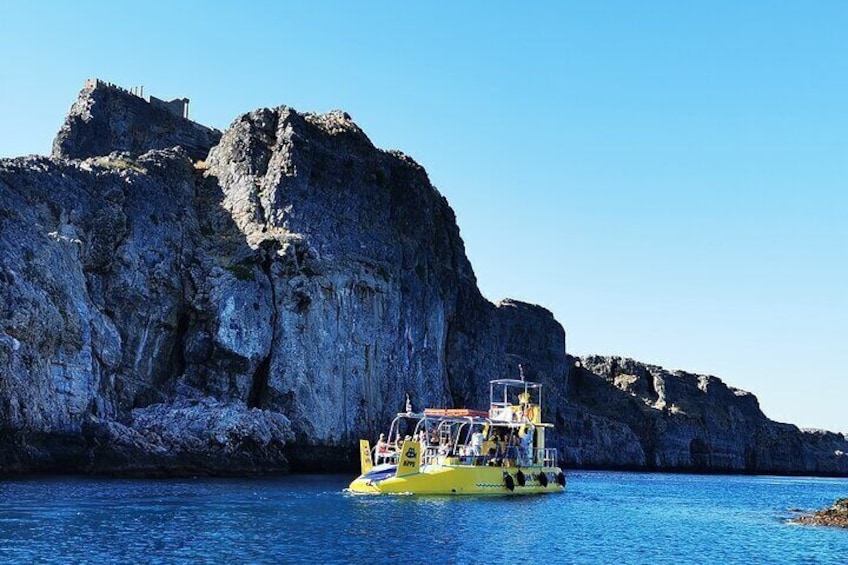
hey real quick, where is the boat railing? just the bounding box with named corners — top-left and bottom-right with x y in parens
top-left (422, 446), bottom-right (439, 466)
top-left (488, 403), bottom-right (541, 424)
top-left (539, 447), bottom-right (558, 467)
top-left (373, 446), bottom-right (399, 466)
top-left (418, 445), bottom-right (558, 468)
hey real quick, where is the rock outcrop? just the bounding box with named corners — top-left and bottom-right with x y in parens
top-left (198, 105), bottom-right (514, 468)
top-left (53, 79), bottom-right (221, 162)
top-left (793, 498), bottom-right (848, 528)
top-left (1, 80), bottom-right (847, 476)
top-left (563, 355), bottom-right (848, 475)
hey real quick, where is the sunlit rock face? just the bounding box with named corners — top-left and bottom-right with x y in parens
top-left (202, 106), bottom-right (514, 468)
top-left (0, 84), bottom-right (563, 474)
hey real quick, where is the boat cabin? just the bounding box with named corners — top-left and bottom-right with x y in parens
top-left (371, 378), bottom-right (557, 469)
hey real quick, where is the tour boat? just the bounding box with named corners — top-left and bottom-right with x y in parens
top-left (347, 378), bottom-right (566, 495)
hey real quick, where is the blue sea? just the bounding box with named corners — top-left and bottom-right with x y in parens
top-left (1, 471), bottom-right (847, 564)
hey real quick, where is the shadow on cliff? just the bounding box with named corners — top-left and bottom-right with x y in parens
top-left (562, 355), bottom-right (848, 476)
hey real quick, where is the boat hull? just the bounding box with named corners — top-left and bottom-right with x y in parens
top-left (348, 464), bottom-right (565, 495)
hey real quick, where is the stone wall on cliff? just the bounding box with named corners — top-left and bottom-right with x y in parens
top-left (53, 80), bottom-right (221, 162)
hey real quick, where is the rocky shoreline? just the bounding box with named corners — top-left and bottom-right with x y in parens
top-left (793, 498), bottom-right (848, 528)
top-left (1, 79), bottom-right (848, 477)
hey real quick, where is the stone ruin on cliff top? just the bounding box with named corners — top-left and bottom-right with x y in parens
top-left (84, 78), bottom-right (191, 120)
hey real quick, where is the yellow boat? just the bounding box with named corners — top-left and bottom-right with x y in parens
top-left (348, 378), bottom-right (566, 495)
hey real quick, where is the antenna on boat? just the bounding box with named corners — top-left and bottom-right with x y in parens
top-left (405, 393), bottom-right (413, 414)
top-left (519, 364), bottom-right (525, 382)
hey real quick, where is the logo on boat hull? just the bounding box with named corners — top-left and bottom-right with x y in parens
top-left (396, 441), bottom-right (421, 477)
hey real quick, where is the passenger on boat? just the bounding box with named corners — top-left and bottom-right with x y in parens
top-left (470, 429), bottom-right (484, 456)
top-left (520, 427), bottom-right (534, 465)
top-left (493, 434), bottom-right (503, 456)
top-left (375, 433), bottom-right (390, 463)
top-left (487, 435), bottom-right (503, 466)
top-left (505, 434), bottom-right (520, 465)
top-left (438, 438), bottom-right (451, 457)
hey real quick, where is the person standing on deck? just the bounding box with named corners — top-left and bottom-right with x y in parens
top-left (470, 428), bottom-right (484, 456)
top-left (520, 427), bottom-right (534, 466)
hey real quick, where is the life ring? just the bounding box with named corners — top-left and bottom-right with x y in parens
top-left (516, 469), bottom-right (526, 487)
top-left (503, 472), bottom-right (515, 491)
top-left (537, 472), bottom-right (548, 487)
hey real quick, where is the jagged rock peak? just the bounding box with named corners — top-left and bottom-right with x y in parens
top-left (52, 78), bottom-right (222, 162)
top-left (304, 109), bottom-right (370, 140)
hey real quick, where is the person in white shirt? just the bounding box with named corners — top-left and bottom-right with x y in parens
top-left (470, 429), bottom-right (484, 456)
top-left (520, 427), bottom-right (534, 465)
top-left (375, 433), bottom-right (389, 464)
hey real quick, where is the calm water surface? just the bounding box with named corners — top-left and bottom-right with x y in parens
top-left (1, 471), bottom-right (847, 564)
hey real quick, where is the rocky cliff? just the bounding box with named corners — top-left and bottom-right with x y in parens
top-left (53, 79), bottom-right (221, 162)
top-left (1, 80), bottom-right (846, 476)
top-left (560, 355), bottom-right (848, 475)
top-left (0, 81), bottom-right (553, 474)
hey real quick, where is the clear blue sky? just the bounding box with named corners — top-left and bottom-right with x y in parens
top-left (1, 1), bottom-right (845, 432)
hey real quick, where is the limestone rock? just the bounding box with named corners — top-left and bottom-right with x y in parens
top-left (53, 79), bottom-right (221, 162)
top-left (84, 397), bottom-right (292, 475)
top-left (202, 106), bottom-right (513, 467)
top-left (556, 402), bottom-right (647, 468)
top-left (794, 498), bottom-right (848, 528)
top-left (570, 355), bottom-right (848, 474)
top-left (1, 91), bottom-right (551, 474)
top-left (2, 82), bottom-right (847, 477)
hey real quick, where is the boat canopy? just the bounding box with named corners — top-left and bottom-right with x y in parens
top-left (489, 378), bottom-right (544, 424)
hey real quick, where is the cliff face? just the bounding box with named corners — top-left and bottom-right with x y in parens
top-left (0, 82), bottom-right (554, 474)
top-left (0, 148), bottom-right (291, 475)
top-left (563, 356), bottom-right (848, 475)
top-left (199, 106), bottom-right (513, 467)
top-left (1, 81), bottom-right (846, 476)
